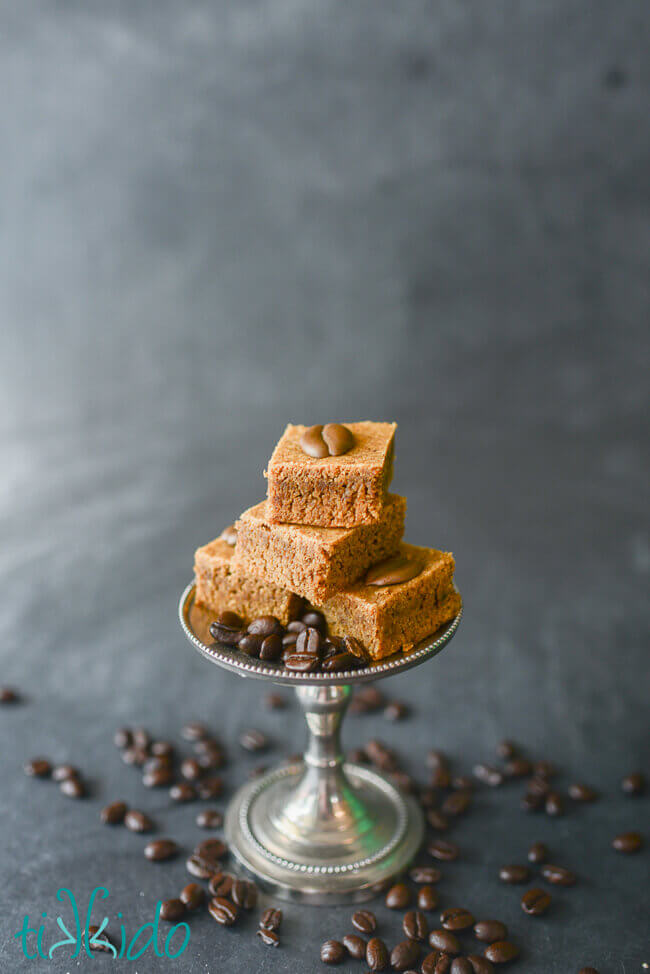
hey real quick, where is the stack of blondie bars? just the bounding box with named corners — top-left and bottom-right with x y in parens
top-left (193, 422), bottom-right (460, 661)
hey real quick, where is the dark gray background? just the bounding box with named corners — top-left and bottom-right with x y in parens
top-left (1, 1), bottom-right (648, 971)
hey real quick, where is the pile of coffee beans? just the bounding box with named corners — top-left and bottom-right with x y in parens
top-left (24, 756), bottom-right (87, 798)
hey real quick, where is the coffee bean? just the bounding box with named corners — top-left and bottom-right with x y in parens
top-left (196, 808), bottom-right (222, 829)
top-left (541, 864), bottom-right (577, 887)
top-left (442, 790), bottom-right (472, 817)
top-left (24, 758), bottom-right (51, 778)
top-left (143, 767), bottom-right (173, 788)
top-left (181, 720), bottom-right (210, 740)
top-left (422, 951), bottom-right (452, 974)
top-left (287, 620), bottom-right (307, 634)
top-left (152, 740), bottom-right (174, 759)
top-left (467, 956), bottom-right (495, 974)
top-left (210, 619), bottom-right (243, 647)
top-left (365, 739), bottom-right (398, 771)
top-left (612, 831), bottom-right (643, 853)
top-left (473, 920), bottom-right (508, 943)
top-left (321, 939), bottom-right (346, 964)
top-left (0, 687), bottom-right (19, 704)
top-left (196, 837), bottom-right (227, 860)
top-left (132, 728), bottom-right (151, 751)
top-left (209, 896), bottom-right (239, 926)
top-left (384, 701), bottom-right (409, 721)
top-left (284, 653), bottom-right (321, 672)
top-left (366, 936), bottom-right (390, 970)
top-left (181, 758), bottom-right (203, 781)
top-left (429, 929), bottom-right (461, 955)
top-left (441, 907), bottom-right (474, 931)
top-left (410, 866), bottom-right (442, 884)
top-left (391, 940), bottom-right (421, 971)
top-left (497, 739), bottom-right (517, 759)
top-left (257, 927), bottom-right (280, 946)
top-left (197, 775), bottom-right (224, 799)
top-left (578, 968), bottom-right (601, 974)
top-left (159, 898), bottom-right (185, 922)
top-left (343, 934), bottom-right (366, 959)
top-left (498, 864), bottom-right (529, 884)
top-left (186, 854), bottom-right (219, 879)
top-left (365, 554), bottom-right (421, 586)
top-left (428, 839), bottom-right (459, 861)
top-left (427, 810), bottom-right (450, 832)
top-left (527, 775), bottom-right (550, 797)
top-left (385, 881), bottom-right (411, 909)
top-left (239, 728), bottom-right (268, 752)
top-left (144, 754), bottom-right (172, 774)
top-left (60, 776), bottom-right (85, 799)
top-left (52, 764), bottom-right (79, 782)
top-left (322, 652), bottom-right (358, 672)
top-left (85, 924), bottom-right (113, 952)
top-left (569, 782), bottom-right (598, 802)
top-left (521, 888), bottom-right (551, 916)
top-left (351, 910), bottom-right (376, 934)
top-left (113, 728), bottom-right (133, 749)
top-left (503, 758), bottom-right (532, 778)
top-left (296, 627), bottom-right (323, 656)
top-left (282, 632), bottom-right (298, 650)
top-left (100, 800), bottom-right (128, 825)
top-left (341, 634), bottom-right (366, 660)
top-left (403, 910), bottom-right (428, 941)
top-left (473, 764), bottom-right (504, 787)
top-left (621, 772), bottom-right (646, 796)
top-left (144, 839), bottom-right (178, 862)
top-left (258, 634), bottom-right (283, 661)
top-left (122, 746), bottom-right (148, 767)
top-left (124, 809), bottom-right (153, 833)
top-left (527, 841), bottom-right (548, 864)
top-left (238, 633), bottom-right (264, 657)
top-left (208, 873), bottom-right (233, 897)
top-left (350, 687), bottom-right (384, 714)
top-left (248, 615), bottom-right (283, 637)
top-left (170, 782), bottom-right (196, 803)
top-left (534, 759), bottom-right (556, 779)
top-left (260, 907), bottom-right (282, 932)
top-left (197, 745), bottom-right (225, 771)
top-left (484, 941), bottom-right (520, 963)
top-left (322, 423), bottom-right (355, 456)
top-left (301, 609), bottom-right (327, 631)
top-left (450, 960), bottom-right (473, 974)
top-left (180, 883), bottom-right (205, 910)
top-left (545, 791), bottom-right (564, 816)
top-left (418, 885), bottom-right (440, 911)
top-left (520, 792), bottom-right (544, 813)
top-left (231, 878), bottom-right (257, 910)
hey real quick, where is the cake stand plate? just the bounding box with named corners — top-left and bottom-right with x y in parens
top-left (179, 582), bottom-right (462, 904)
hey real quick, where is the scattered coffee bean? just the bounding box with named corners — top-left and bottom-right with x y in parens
top-left (527, 841), bottom-right (548, 864)
top-left (545, 791), bottom-right (564, 816)
top-left (159, 898), bottom-right (185, 922)
top-left (209, 873), bottom-right (233, 897)
top-left (422, 951), bottom-right (452, 974)
top-left (621, 772), bottom-right (646, 796)
top-left (534, 759), bottom-right (556, 779)
top-left (143, 767), bottom-right (173, 788)
top-left (385, 882), bottom-right (411, 909)
top-left (239, 728), bottom-right (268, 752)
top-left (442, 789), bottom-right (472, 817)
top-left (284, 653), bottom-right (321, 672)
top-left (366, 936), bottom-right (390, 970)
top-left (484, 940), bottom-right (520, 963)
top-left (467, 956), bottom-right (495, 973)
top-left (180, 758), bottom-right (202, 781)
top-left (351, 909), bottom-right (376, 933)
top-left (428, 839), bottom-right (459, 861)
top-left (521, 887), bottom-right (551, 916)
top-left (612, 831), bottom-right (643, 853)
top-left (113, 728), bottom-right (133, 749)
top-left (418, 885), bottom-right (440, 911)
top-left (384, 701), bottom-right (409, 721)
top-left (151, 740), bottom-right (174, 758)
top-left (265, 692), bottom-right (288, 710)
top-left (196, 837), bottom-right (227, 860)
top-left (497, 739), bottom-right (517, 760)
top-left (209, 896), bottom-right (239, 926)
top-left (391, 939), bottom-right (421, 971)
top-left (541, 864), bottom-right (577, 887)
top-left (0, 687), bottom-right (19, 704)
top-left (257, 927), bottom-right (280, 946)
top-left (365, 740), bottom-right (398, 771)
top-left (24, 758), bottom-right (51, 778)
top-left (578, 968), bottom-right (601, 974)
top-left (451, 960), bottom-right (473, 974)
top-left (124, 809), bottom-right (153, 833)
top-left (503, 758), bottom-right (533, 778)
top-left (60, 776), bottom-right (85, 799)
top-left (498, 864), bottom-right (529, 884)
top-left (441, 907), bottom-right (475, 931)
top-left (429, 929), bottom-right (461, 955)
top-left (410, 866), bottom-right (442, 884)
top-left (343, 933), bottom-right (367, 959)
top-left (247, 615), bottom-right (283, 637)
top-left (180, 883), bottom-right (205, 910)
top-left (568, 782), bottom-right (598, 802)
top-left (520, 791), bottom-right (544, 813)
top-left (197, 776), bottom-right (224, 799)
top-left (321, 939), bottom-right (346, 964)
top-left (210, 617), bottom-right (244, 646)
top-left (122, 746), bottom-right (148, 767)
top-left (473, 920), bottom-right (508, 943)
top-left (232, 878), bottom-right (257, 910)
top-left (196, 808), bottom-right (222, 829)
top-left (181, 720), bottom-right (209, 740)
top-left (403, 909), bottom-right (428, 941)
top-left (170, 782), bottom-right (196, 803)
top-left (100, 800), bottom-right (128, 825)
top-left (473, 764), bottom-right (504, 787)
top-left (260, 907), bottom-right (282, 932)
top-left (427, 809), bottom-right (450, 832)
top-left (52, 764), bottom-right (79, 782)
top-left (132, 728), bottom-right (151, 751)
top-left (350, 687), bottom-right (384, 714)
top-left (526, 775), bottom-right (550, 797)
top-left (144, 839), bottom-right (178, 862)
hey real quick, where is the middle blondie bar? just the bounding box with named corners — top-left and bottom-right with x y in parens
top-left (233, 494), bottom-right (406, 604)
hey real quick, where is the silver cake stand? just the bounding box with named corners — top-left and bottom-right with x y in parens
top-left (179, 582), bottom-right (462, 904)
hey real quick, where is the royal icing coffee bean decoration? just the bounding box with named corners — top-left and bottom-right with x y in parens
top-left (365, 554), bottom-right (422, 586)
top-left (299, 424), bottom-right (355, 458)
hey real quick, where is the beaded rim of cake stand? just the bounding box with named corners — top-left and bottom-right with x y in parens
top-left (238, 762), bottom-right (409, 874)
top-left (179, 581), bottom-right (462, 685)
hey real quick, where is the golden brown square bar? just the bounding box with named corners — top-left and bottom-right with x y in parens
top-left (233, 494), bottom-right (406, 603)
top-left (264, 421), bottom-right (397, 527)
top-left (320, 542), bottom-right (461, 660)
top-left (194, 537), bottom-right (302, 625)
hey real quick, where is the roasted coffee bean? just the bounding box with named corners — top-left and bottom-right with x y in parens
top-left (197, 745), bottom-right (225, 771)
top-left (0, 687), bottom-right (19, 704)
top-left (498, 864), bottom-right (529, 884)
top-left (260, 907), bottom-right (282, 932)
top-left (418, 885), bottom-right (440, 911)
top-left (248, 615), bottom-right (283, 637)
top-left (351, 909), bottom-right (376, 933)
top-left (239, 728), bottom-right (268, 752)
top-left (122, 746), bottom-right (148, 767)
top-left (186, 854), bottom-right (219, 879)
top-left (144, 839), bottom-right (178, 862)
top-left (442, 789), bottom-right (472, 817)
top-left (265, 692), bottom-right (288, 710)
top-left (124, 809), bottom-right (153, 833)
top-left (429, 929), bottom-right (461, 955)
top-left (282, 632), bottom-right (298, 649)
top-left (232, 878), bottom-right (257, 910)
top-left (452, 775), bottom-right (474, 790)
top-left (320, 939), bottom-right (346, 964)
top-left (526, 775), bottom-right (550, 797)
top-left (343, 933), bottom-right (367, 959)
top-left (181, 720), bottom-right (210, 740)
top-left (196, 837), bottom-right (227, 860)
top-left (249, 764), bottom-right (268, 778)
top-left (210, 619), bottom-right (243, 646)
top-left (341, 635), bottom-right (366, 660)
top-left (418, 786), bottom-right (436, 807)
top-left (181, 758), bottom-right (203, 781)
top-left (132, 728), bottom-right (151, 751)
top-left (350, 687), bottom-right (384, 714)
top-left (534, 759), bottom-right (556, 779)
top-left (497, 739), bottom-right (517, 759)
top-left (151, 740), bottom-right (174, 758)
top-left (302, 609), bottom-right (327, 630)
top-left (503, 758), bottom-right (532, 778)
top-left (321, 423), bottom-right (355, 456)
top-left (473, 764), bottom-right (504, 787)
top-left (450, 960), bottom-right (473, 974)
top-left (520, 791), bottom-right (544, 813)
top-left (208, 873), bottom-right (233, 897)
top-left (197, 776), bottom-right (224, 799)
top-left (473, 920), bottom-right (508, 943)
top-left (24, 758), bottom-right (51, 778)
top-left (60, 776), bottom-right (85, 798)
top-left (391, 940), bottom-right (421, 971)
top-left (196, 808), bottom-right (222, 829)
top-left (143, 754), bottom-right (172, 775)
top-left (441, 907), bottom-right (474, 931)
top-left (403, 909), bottom-right (428, 941)
top-left (257, 927), bottom-right (280, 946)
top-left (484, 941), bottom-right (520, 963)
top-left (209, 896), bottom-right (239, 926)
top-left (52, 764), bottom-right (79, 782)
top-left (159, 898), bottom-right (185, 922)
top-left (295, 627), bottom-right (322, 656)
top-left (545, 791), bottom-right (564, 816)
top-left (113, 727), bottom-right (133, 749)
top-left (467, 957), bottom-right (495, 974)
top-left (287, 620), bottom-right (307, 634)
top-left (365, 739), bottom-right (398, 771)
top-left (85, 924), bottom-right (113, 952)
top-left (258, 634), bottom-right (283, 661)
top-left (238, 633), bottom-right (264, 657)
top-left (180, 883), bottom-right (205, 910)
top-left (569, 782), bottom-right (598, 802)
top-left (612, 831), bottom-right (643, 853)
top-left (621, 772), bottom-right (646, 795)
top-left (284, 653), bottom-right (321, 672)
top-left (422, 951), bottom-right (452, 974)
top-left (521, 887), bottom-right (551, 916)
top-left (143, 767), bottom-right (173, 788)
top-left (385, 881), bottom-right (411, 909)
top-left (527, 841), bottom-right (548, 864)
top-left (578, 968), bottom-right (601, 974)
top-left (170, 782), bottom-right (196, 803)
top-left (391, 770), bottom-right (418, 793)
top-left (427, 748), bottom-right (451, 774)
top-left (384, 700), bottom-right (409, 721)
top-left (428, 839), bottom-right (459, 861)
top-left (410, 865), bottom-right (442, 884)
top-left (541, 864), bottom-right (577, 886)
top-left (366, 936), bottom-right (390, 970)
top-left (100, 800), bottom-right (128, 825)
top-left (322, 652), bottom-right (357, 672)
top-left (427, 810), bottom-right (450, 832)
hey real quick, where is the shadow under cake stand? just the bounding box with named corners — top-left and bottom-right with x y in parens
top-left (179, 582), bottom-right (462, 904)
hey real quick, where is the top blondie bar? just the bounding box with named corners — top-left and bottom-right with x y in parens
top-left (264, 421), bottom-right (397, 527)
